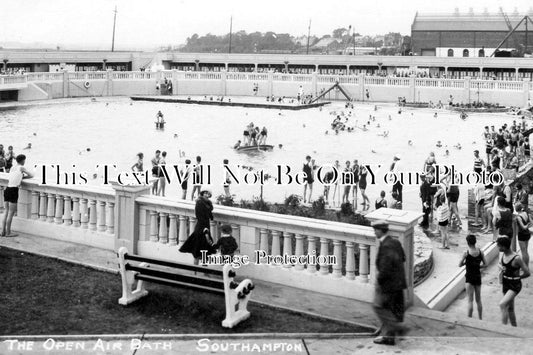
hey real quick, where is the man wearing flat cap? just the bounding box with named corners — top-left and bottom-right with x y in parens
top-left (372, 220), bottom-right (407, 346)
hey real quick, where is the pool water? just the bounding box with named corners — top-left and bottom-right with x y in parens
top-left (0, 97), bottom-right (520, 213)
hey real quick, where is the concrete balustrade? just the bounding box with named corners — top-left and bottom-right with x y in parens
top-left (0, 174), bottom-right (116, 250)
top-left (2, 69), bottom-right (529, 106)
top-left (0, 175), bottom-right (421, 304)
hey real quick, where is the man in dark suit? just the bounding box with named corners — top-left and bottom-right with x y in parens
top-left (372, 220), bottom-right (408, 346)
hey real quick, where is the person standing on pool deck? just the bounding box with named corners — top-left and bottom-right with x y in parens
top-left (459, 234), bottom-right (487, 319)
top-left (351, 160), bottom-right (360, 210)
top-left (223, 159), bottom-right (231, 197)
top-left (372, 220), bottom-right (408, 346)
top-left (390, 155), bottom-right (402, 203)
top-left (157, 151), bottom-right (167, 197)
top-left (303, 156), bottom-right (315, 203)
top-left (473, 150), bottom-right (485, 175)
top-left (342, 160), bottom-right (352, 204)
top-left (191, 156), bottom-right (203, 201)
top-left (493, 196), bottom-right (513, 242)
top-left (180, 159), bottom-right (192, 200)
top-left (151, 150), bottom-right (161, 195)
top-left (5, 146), bottom-right (15, 173)
top-left (359, 164), bottom-right (370, 210)
top-left (1, 155), bottom-right (34, 237)
top-left (515, 203), bottom-right (531, 267)
top-left (497, 236), bottom-right (530, 327)
top-left (131, 152), bottom-right (144, 172)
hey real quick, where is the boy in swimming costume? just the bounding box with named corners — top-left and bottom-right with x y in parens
top-left (1, 155), bottom-right (34, 237)
top-left (191, 156), bottom-right (202, 200)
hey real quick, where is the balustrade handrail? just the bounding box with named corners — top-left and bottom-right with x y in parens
top-left (135, 195), bottom-right (376, 245)
top-left (0, 175), bottom-right (115, 202)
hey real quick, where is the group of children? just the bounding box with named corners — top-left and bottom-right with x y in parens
top-left (240, 122), bottom-right (268, 147)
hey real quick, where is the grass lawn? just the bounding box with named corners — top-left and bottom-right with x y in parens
top-left (0, 247), bottom-right (370, 335)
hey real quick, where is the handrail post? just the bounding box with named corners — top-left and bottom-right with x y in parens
top-left (111, 181), bottom-right (151, 253)
top-left (365, 208), bottom-right (422, 307)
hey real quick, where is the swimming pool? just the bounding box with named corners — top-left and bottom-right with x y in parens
top-left (0, 97), bottom-right (519, 213)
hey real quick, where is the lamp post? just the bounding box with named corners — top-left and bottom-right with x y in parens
top-left (102, 59), bottom-right (108, 71)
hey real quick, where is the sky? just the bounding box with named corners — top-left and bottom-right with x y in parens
top-left (0, 0), bottom-right (532, 50)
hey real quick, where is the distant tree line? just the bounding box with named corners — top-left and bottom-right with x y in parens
top-left (174, 28), bottom-right (411, 55)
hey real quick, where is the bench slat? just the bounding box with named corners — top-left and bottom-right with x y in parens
top-left (135, 274), bottom-right (225, 295)
top-left (126, 264), bottom-right (224, 290)
top-left (124, 253), bottom-right (223, 276)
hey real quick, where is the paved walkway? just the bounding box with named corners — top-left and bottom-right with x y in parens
top-left (1, 335), bottom-right (532, 354)
top-left (2, 233), bottom-right (533, 355)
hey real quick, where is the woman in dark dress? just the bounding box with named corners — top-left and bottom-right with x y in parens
top-left (179, 190), bottom-right (216, 264)
top-left (459, 234), bottom-right (487, 320)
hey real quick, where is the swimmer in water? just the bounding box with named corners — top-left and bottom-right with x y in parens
top-left (377, 123), bottom-right (381, 128)
top-left (445, 150), bottom-right (450, 156)
top-left (278, 144), bottom-right (283, 149)
top-left (325, 131), bottom-right (329, 135)
top-left (388, 115), bottom-right (392, 120)
top-left (23, 143), bottom-right (32, 150)
top-left (408, 140), bottom-right (413, 146)
top-left (455, 143), bottom-right (462, 150)
top-left (174, 134), bottom-right (178, 138)
top-left (371, 149), bottom-right (377, 153)
top-left (436, 141), bottom-right (442, 147)
top-left (434, 112), bottom-right (438, 118)
top-left (33, 133), bottom-right (37, 136)
top-left (303, 124), bottom-right (306, 128)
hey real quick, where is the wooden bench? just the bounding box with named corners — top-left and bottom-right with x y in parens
top-left (117, 247), bottom-right (254, 328)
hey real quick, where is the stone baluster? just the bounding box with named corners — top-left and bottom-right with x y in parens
top-left (158, 212), bottom-right (168, 243)
top-left (46, 193), bottom-right (55, 223)
top-left (332, 240), bottom-right (343, 278)
top-left (188, 217), bottom-right (197, 234)
top-left (80, 198), bottom-right (89, 229)
top-left (72, 198), bottom-right (80, 227)
top-left (307, 236), bottom-right (317, 273)
top-left (231, 224), bottom-right (240, 251)
top-left (258, 229), bottom-right (269, 262)
top-left (106, 202), bottom-right (114, 234)
top-left (168, 214), bottom-right (178, 245)
top-left (88, 199), bottom-right (97, 231)
top-left (0, 186), bottom-right (3, 213)
top-left (31, 191), bottom-right (39, 219)
top-left (359, 244), bottom-right (369, 283)
top-left (54, 194), bottom-right (64, 224)
top-left (39, 192), bottom-right (47, 221)
top-left (97, 201), bottom-right (106, 232)
top-left (345, 242), bottom-right (356, 280)
top-left (294, 234), bottom-right (305, 271)
top-left (271, 230), bottom-right (281, 266)
top-left (63, 196), bottom-right (72, 225)
top-left (178, 215), bottom-right (188, 246)
top-left (283, 232), bottom-right (293, 268)
top-left (149, 211), bottom-right (158, 242)
top-left (319, 238), bottom-right (330, 275)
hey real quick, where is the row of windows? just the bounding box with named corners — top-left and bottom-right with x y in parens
top-left (448, 49), bottom-right (485, 57)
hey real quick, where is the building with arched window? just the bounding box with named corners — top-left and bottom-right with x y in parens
top-left (447, 49), bottom-right (454, 57)
top-left (463, 49), bottom-right (469, 57)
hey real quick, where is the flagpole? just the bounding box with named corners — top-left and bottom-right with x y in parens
top-left (111, 6), bottom-right (117, 52)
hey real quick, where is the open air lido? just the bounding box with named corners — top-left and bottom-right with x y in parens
top-left (3, 3), bottom-right (533, 355)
